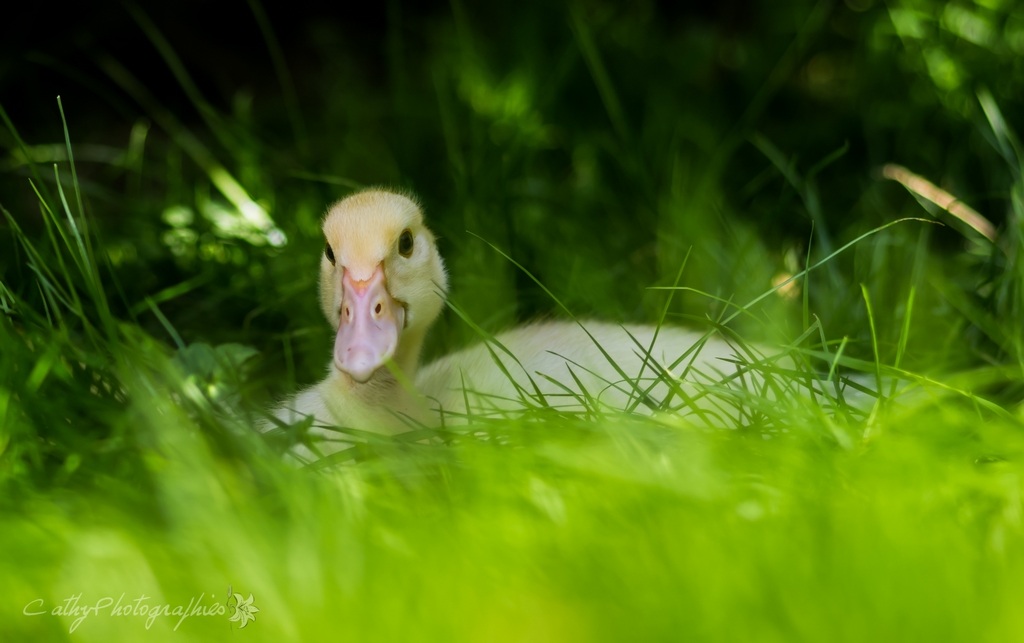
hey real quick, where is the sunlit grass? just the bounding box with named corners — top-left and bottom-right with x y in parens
top-left (3, 135), bottom-right (1024, 638)
top-left (5, 0), bottom-right (1024, 640)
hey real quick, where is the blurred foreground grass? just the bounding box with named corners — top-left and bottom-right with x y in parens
top-left (5, 0), bottom-right (1024, 640)
top-left (7, 398), bottom-right (1024, 641)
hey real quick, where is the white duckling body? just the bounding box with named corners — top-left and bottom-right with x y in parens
top-left (416, 321), bottom-right (750, 427)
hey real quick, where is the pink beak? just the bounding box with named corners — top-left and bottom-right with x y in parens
top-left (333, 265), bottom-right (405, 383)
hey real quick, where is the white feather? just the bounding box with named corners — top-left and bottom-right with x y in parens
top-left (416, 320), bottom-right (750, 425)
top-left (270, 319), bottom-right (764, 457)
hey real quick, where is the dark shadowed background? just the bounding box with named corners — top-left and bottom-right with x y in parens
top-left (3, 0), bottom-right (1022, 401)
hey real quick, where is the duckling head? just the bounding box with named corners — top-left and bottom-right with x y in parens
top-left (319, 189), bottom-right (448, 383)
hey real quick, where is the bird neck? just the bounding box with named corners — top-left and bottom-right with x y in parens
top-left (392, 324), bottom-right (428, 380)
top-left (319, 324), bottom-right (430, 432)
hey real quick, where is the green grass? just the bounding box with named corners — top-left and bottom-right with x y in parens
top-left (4, 0), bottom-right (1024, 640)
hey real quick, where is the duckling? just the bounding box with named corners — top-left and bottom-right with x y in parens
top-left (270, 189), bottom-right (448, 449)
top-left (273, 188), bottom-right (785, 454)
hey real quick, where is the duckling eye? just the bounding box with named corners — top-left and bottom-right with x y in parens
top-left (325, 243), bottom-right (335, 265)
top-left (398, 230), bottom-right (414, 257)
